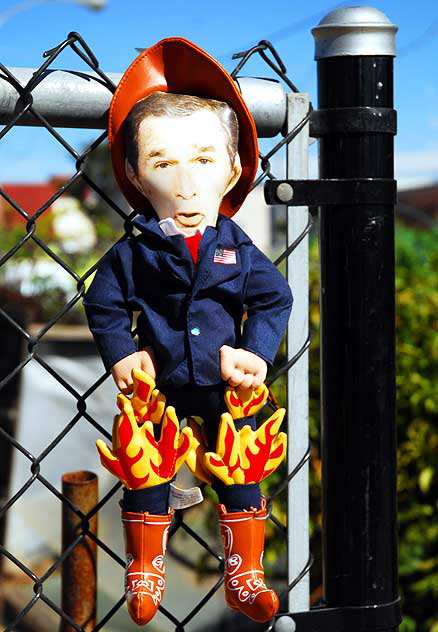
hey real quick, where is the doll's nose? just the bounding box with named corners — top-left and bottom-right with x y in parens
top-left (175, 170), bottom-right (196, 199)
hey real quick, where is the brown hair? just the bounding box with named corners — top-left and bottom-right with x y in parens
top-left (122, 91), bottom-right (239, 174)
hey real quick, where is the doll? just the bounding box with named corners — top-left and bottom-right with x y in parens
top-left (84, 38), bottom-right (292, 625)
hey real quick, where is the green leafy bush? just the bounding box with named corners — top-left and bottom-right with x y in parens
top-left (394, 225), bottom-right (437, 632)
top-left (266, 224), bottom-right (437, 630)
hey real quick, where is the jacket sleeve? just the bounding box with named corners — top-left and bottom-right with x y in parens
top-left (83, 245), bottom-right (136, 371)
top-left (241, 244), bottom-right (293, 366)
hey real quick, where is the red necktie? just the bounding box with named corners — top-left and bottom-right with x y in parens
top-left (184, 232), bottom-right (202, 263)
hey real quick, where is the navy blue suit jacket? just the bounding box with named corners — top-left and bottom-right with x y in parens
top-left (83, 214), bottom-right (293, 387)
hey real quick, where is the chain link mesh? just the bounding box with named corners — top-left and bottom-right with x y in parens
top-left (0, 33), bottom-right (313, 631)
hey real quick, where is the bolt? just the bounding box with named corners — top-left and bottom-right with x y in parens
top-left (275, 615), bottom-right (297, 632)
top-left (276, 182), bottom-right (294, 203)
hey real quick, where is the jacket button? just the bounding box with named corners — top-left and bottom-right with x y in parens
top-left (190, 327), bottom-right (201, 336)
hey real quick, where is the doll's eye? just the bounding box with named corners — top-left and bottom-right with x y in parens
top-left (197, 157), bottom-right (213, 165)
top-left (155, 162), bottom-right (170, 169)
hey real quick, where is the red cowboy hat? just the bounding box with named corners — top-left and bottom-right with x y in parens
top-left (108, 37), bottom-right (258, 219)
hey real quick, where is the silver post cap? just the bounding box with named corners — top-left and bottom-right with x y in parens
top-left (312, 6), bottom-right (398, 59)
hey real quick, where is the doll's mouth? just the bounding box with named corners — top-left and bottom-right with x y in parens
top-left (174, 212), bottom-right (205, 228)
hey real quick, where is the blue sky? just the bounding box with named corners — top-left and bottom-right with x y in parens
top-left (0, 0), bottom-right (437, 190)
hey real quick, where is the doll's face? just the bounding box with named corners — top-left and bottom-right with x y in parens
top-left (126, 110), bottom-right (242, 236)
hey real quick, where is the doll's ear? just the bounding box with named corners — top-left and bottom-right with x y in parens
top-left (224, 153), bottom-right (242, 196)
top-left (125, 158), bottom-right (144, 194)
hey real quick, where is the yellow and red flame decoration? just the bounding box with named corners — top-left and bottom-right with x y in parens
top-left (96, 369), bottom-right (193, 489)
top-left (224, 383), bottom-right (268, 419)
top-left (96, 371), bottom-right (286, 489)
top-left (186, 384), bottom-right (287, 485)
top-left (127, 369), bottom-right (166, 424)
top-left (203, 409), bottom-right (287, 485)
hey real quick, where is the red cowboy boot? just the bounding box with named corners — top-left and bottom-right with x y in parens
top-left (217, 499), bottom-right (279, 623)
top-left (122, 509), bottom-right (172, 625)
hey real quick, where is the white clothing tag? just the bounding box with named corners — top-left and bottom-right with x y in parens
top-left (168, 483), bottom-right (203, 509)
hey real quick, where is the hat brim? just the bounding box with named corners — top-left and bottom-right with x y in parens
top-left (108, 37), bottom-right (258, 218)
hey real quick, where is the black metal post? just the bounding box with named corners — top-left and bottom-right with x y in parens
top-left (313, 7), bottom-right (400, 629)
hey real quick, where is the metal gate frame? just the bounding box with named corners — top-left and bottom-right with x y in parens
top-left (0, 6), bottom-right (402, 631)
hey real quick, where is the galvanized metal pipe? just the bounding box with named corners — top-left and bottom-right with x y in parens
top-left (0, 68), bottom-right (287, 136)
top-left (61, 470), bottom-right (98, 632)
top-left (235, 77), bottom-right (286, 137)
top-left (0, 67), bottom-right (120, 129)
top-left (286, 92), bottom-right (310, 613)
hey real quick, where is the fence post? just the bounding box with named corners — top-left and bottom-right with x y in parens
top-left (312, 6), bottom-right (399, 626)
top-left (286, 93), bottom-right (310, 613)
top-left (61, 471), bottom-right (98, 632)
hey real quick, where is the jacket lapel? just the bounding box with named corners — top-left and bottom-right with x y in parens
top-left (132, 215), bottom-right (193, 288)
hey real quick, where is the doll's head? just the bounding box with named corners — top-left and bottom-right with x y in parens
top-left (123, 92), bottom-right (242, 235)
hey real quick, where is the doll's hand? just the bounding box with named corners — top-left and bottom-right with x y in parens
top-left (220, 345), bottom-right (267, 390)
top-left (111, 347), bottom-right (156, 394)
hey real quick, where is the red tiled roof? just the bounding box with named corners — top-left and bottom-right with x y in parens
top-left (1, 183), bottom-right (57, 219)
top-left (398, 185), bottom-right (438, 217)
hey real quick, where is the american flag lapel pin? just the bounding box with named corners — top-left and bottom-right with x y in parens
top-left (213, 247), bottom-right (237, 265)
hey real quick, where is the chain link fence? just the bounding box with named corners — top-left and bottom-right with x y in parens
top-left (0, 32), bottom-right (314, 631)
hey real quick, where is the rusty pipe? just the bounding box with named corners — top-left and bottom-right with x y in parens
top-left (60, 470), bottom-right (98, 632)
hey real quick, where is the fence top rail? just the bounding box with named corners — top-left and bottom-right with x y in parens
top-left (0, 67), bottom-right (287, 135)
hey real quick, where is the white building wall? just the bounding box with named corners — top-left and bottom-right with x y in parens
top-left (233, 184), bottom-right (272, 254)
